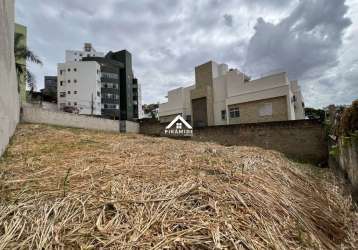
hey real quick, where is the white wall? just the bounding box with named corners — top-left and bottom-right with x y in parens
top-left (65, 45), bottom-right (104, 62)
top-left (0, 0), bottom-right (20, 156)
top-left (57, 61), bottom-right (102, 115)
top-left (213, 74), bottom-right (228, 125)
top-left (22, 107), bottom-right (139, 133)
top-left (159, 61), bottom-right (305, 125)
top-left (159, 85), bottom-right (194, 118)
top-left (290, 80), bottom-right (305, 119)
top-left (137, 83), bottom-right (144, 119)
top-left (125, 120), bottom-right (140, 133)
top-left (22, 106), bottom-right (119, 132)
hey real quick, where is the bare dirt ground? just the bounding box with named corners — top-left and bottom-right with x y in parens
top-left (0, 123), bottom-right (357, 249)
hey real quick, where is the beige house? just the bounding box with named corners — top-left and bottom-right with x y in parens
top-left (159, 61), bottom-right (305, 127)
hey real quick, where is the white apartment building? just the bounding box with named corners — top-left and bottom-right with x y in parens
top-left (159, 61), bottom-right (305, 126)
top-left (65, 43), bottom-right (104, 62)
top-left (57, 61), bottom-right (102, 115)
top-left (137, 83), bottom-right (144, 119)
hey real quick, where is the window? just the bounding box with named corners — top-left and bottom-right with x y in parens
top-left (102, 72), bottom-right (119, 79)
top-left (74, 79), bottom-right (77, 83)
top-left (68, 102), bottom-right (71, 106)
top-left (102, 104), bottom-right (119, 109)
top-left (79, 53), bottom-right (83, 57)
top-left (97, 91), bottom-right (100, 97)
top-left (259, 103), bottom-right (272, 117)
top-left (60, 92), bottom-right (66, 97)
top-left (60, 70), bottom-right (63, 75)
top-left (60, 81), bottom-right (63, 86)
top-left (74, 68), bottom-right (77, 72)
top-left (67, 91), bottom-right (71, 94)
top-left (67, 68), bottom-right (71, 72)
top-left (176, 123), bottom-right (182, 129)
top-left (221, 110), bottom-right (226, 120)
top-left (229, 107), bottom-right (240, 118)
top-left (74, 91), bottom-right (77, 94)
top-left (68, 80), bottom-right (71, 83)
top-left (74, 102), bottom-right (77, 106)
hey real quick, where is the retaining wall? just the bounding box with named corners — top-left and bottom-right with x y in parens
top-left (0, 0), bottom-right (20, 156)
top-left (329, 137), bottom-right (358, 201)
top-left (22, 106), bottom-right (139, 133)
top-left (139, 119), bottom-right (328, 164)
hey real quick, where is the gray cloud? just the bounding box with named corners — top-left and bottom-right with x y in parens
top-left (244, 0), bottom-right (351, 79)
top-left (15, 0), bottom-right (357, 108)
top-left (224, 14), bottom-right (234, 27)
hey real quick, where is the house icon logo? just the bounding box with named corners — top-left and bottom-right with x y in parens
top-left (164, 115), bottom-right (193, 137)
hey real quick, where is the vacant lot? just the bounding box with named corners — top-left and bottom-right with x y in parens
top-left (0, 124), bottom-right (357, 249)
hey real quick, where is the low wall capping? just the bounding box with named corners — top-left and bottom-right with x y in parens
top-left (139, 119), bottom-right (328, 165)
top-left (21, 106), bottom-right (139, 133)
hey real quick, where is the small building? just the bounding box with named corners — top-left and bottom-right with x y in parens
top-left (159, 61), bottom-right (305, 127)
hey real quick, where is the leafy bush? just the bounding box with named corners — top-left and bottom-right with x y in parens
top-left (339, 99), bottom-right (358, 136)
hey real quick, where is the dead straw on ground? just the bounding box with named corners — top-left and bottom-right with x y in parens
top-left (0, 124), bottom-right (357, 249)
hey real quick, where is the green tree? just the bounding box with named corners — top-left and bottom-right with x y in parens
top-left (304, 107), bottom-right (326, 122)
top-left (14, 33), bottom-right (42, 92)
top-left (143, 103), bottom-right (159, 119)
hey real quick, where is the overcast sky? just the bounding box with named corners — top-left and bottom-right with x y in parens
top-left (16, 0), bottom-right (357, 108)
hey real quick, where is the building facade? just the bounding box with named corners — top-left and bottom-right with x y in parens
top-left (43, 76), bottom-right (57, 95)
top-left (83, 50), bottom-right (142, 120)
top-left (57, 44), bottom-right (142, 120)
top-left (159, 61), bottom-right (305, 127)
top-left (65, 43), bottom-right (104, 62)
top-left (82, 57), bottom-right (122, 119)
top-left (57, 61), bottom-right (102, 115)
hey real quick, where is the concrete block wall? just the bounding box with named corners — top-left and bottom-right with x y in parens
top-left (329, 137), bottom-right (358, 201)
top-left (22, 106), bottom-right (119, 132)
top-left (139, 119), bottom-right (328, 164)
top-left (21, 106), bottom-right (139, 133)
top-left (125, 120), bottom-right (139, 133)
top-left (0, 0), bottom-right (20, 156)
top-left (228, 96), bottom-right (288, 124)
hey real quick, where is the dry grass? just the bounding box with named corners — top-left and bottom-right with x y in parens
top-left (0, 123), bottom-right (357, 249)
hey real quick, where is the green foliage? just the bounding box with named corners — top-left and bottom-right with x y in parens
top-left (338, 99), bottom-right (358, 136)
top-left (14, 33), bottom-right (43, 92)
top-left (143, 103), bottom-right (159, 119)
top-left (329, 145), bottom-right (339, 158)
top-left (304, 107), bottom-right (325, 122)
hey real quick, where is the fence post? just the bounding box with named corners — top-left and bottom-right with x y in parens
top-left (119, 120), bottom-right (126, 133)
